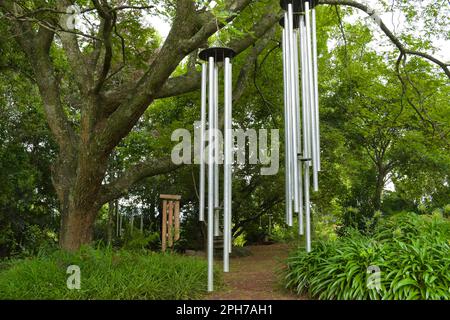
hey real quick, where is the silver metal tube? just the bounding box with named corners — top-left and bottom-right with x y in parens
top-left (312, 8), bottom-right (321, 173)
top-left (293, 28), bottom-right (302, 215)
top-left (304, 162), bottom-right (311, 252)
top-left (299, 159), bottom-right (304, 235)
top-left (214, 65), bottom-right (220, 237)
top-left (288, 3), bottom-right (299, 220)
top-left (207, 57), bottom-right (215, 292)
top-left (305, 1), bottom-right (319, 191)
top-left (300, 16), bottom-right (310, 162)
top-left (223, 57), bottom-right (231, 272)
top-left (300, 15), bottom-right (309, 236)
top-left (282, 25), bottom-right (293, 226)
top-left (228, 61), bottom-right (233, 254)
top-left (199, 63), bottom-right (207, 222)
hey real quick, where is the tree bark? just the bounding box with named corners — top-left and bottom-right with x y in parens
top-left (107, 201), bottom-right (114, 246)
top-left (59, 205), bottom-right (98, 251)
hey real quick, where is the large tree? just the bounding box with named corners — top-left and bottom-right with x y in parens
top-left (0, 0), bottom-right (448, 251)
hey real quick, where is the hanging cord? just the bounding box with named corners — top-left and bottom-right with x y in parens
top-left (192, 167), bottom-right (200, 201)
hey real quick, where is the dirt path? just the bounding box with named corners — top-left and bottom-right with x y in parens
top-left (207, 243), bottom-right (305, 300)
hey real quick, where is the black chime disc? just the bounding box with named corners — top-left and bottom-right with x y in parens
top-left (279, 14), bottom-right (302, 28)
top-left (279, 0), bottom-right (319, 12)
top-left (199, 47), bottom-right (236, 63)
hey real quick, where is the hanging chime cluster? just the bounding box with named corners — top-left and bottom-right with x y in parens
top-left (280, 0), bottom-right (321, 253)
top-left (196, 0), bottom-right (321, 292)
top-left (198, 47), bottom-right (236, 292)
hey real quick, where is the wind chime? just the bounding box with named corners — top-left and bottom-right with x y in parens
top-left (198, 47), bottom-right (236, 292)
top-left (280, 0), bottom-right (321, 253)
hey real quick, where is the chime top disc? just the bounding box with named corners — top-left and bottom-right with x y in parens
top-left (279, 14), bottom-right (302, 28)
top-left (279, 0), bottom-right (319, 12)
top-left (199, 47), bottom-right (236, 62)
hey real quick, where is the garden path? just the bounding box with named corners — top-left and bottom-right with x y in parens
top-left (207, 243), bottom-right (306, 300)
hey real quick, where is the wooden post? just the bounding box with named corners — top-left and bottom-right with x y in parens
top-left (162, 200), bottom-right (167, 252)
top-left (160, 195), bottom-right (181, 252)
top-left (174, 200), bottom-right (180, 241)
top-left (168, 201), bottom-right (174, 248)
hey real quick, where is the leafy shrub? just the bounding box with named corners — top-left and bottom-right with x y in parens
top-left (444, 204), bottom-right (450, 218)
top-left (0, 247), bottom-right (217, 300)
top-left (337, 206), bottom-right (383, 236)
top-left (122, 228), bottom-right (160, 251)
top-left (270, 223), bottom-right (302, 243)
top-left (284, 212), bottom-right (450, 300)
top-left (233, 233), bottom-right (247, 247)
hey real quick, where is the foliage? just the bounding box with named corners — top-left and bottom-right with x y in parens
top-left (233, 233), bottom-right (247, 248)
top-left (0, 247), bottom-right (217, 300)
top-left (121, 228), bottom-right (161, 252)
top-left (285, 213), bottom-right (450, 300)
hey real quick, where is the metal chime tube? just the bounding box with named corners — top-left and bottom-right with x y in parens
top-left (214, 65), bottom-right (220, 237)
top-left (227, 61), bottom-right (233, 255)
top-left (312, 6), bottom-right (321, 172)
top-left (223, 57), bottom-right (231, 272)
top-left (207, 57), bottom-right (215, 292)
top-left (199, 64), bottom-right (207, 222)
top-left (305, 1), bottom-right (319, 192)
top-left (304, 161), bottom-right (311, 252)
top-left (293, 25), bottom-right (305, 235)
top-left (304, 1), bottom-right (313, 252)
top-left (299, 14), bottom-right (309, 236)
top-left (287, 3), bottom-right (299, 221)
top-left (301, 16), bottom-right (311, 163)
top-left (282, 25), bottom-right (293, 226)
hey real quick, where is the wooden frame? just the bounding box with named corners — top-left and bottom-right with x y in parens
top-left (160, 195), bottom-right (181, 252)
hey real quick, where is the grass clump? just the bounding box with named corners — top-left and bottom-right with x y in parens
top-left (0, 247), bottom-right (216, 300)
top-left (284, 212), bottom-right (450, 300)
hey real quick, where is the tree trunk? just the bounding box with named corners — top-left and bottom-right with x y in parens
top-left (107, 201), bottom-right (114, 246)
top-left (59, 206), bottom-right (98, 251)
top-left (54, 155), bottom-right (106, 252)
top-left (374, 165), bottom-right (386, 211)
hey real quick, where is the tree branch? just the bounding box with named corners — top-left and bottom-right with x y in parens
top-left (319, 0), bottom-right (450, 78)
top-left (97, 157), bottom-right (181, 206)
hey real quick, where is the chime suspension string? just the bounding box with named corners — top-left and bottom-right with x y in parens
top-left (287, 3), bottom-right (299, 223)
top-left (305, 1), bottom-right (319, 192)
top-left (199, 63), bottom-right (207, 222)
top-left (312, 6), bottom-right (321, 172)
top-left (207, 57), bottom-right (215, 292)
top-left (282, 25), bottom-right (293, 226)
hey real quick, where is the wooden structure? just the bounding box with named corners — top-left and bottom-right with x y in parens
top-left (160, 194), bottom-right (181, 252)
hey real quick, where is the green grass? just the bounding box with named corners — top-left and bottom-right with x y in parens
top-left (284, 212), bottom-right (450, 300)
top-left (0, 247), bottom-right (218, 300)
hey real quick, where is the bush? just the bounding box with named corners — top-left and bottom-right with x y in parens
top-left (284, 212), bottom-right (450, 300)
top-left (121, 228), bottom-right (160, 251)
top-left (0, 247), bottom-right (217, 300)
